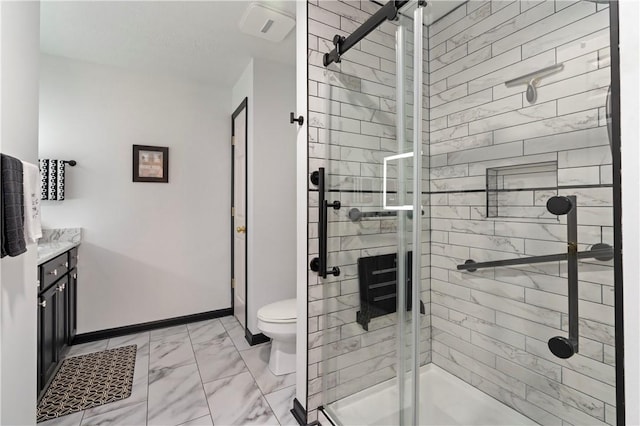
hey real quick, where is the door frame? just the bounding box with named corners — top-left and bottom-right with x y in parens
top-left (231, 97), bottom-right (249, 322)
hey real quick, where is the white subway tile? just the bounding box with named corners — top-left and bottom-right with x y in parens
top-left (557, 166), bottom-right (602, 186)
top-left (498, 358), bottom-right (606, 419)
top-left (449, 2), bottom-right (520, 51)
top-left (432, 46), bottom-right (493, 84)
top-left (557, 27), bottom-right (610, 63)
top-left (536, 68), bottom-right (610, 105)
top-left (524, 126), bottom-right (608, 155)
top-left (448, 48), bottom-right (521, 88)
top-left (492, 1), bottom-right (596, 56)
top-left (471, 331), bottom-right (562, 379)
top-left (448, 94), bottom-right (523, 127)
top-left (495, 110), bottom-right (599, 145)
top-left (448, 141), bottom-right (523, 165)
top-left (522, 10), bottom-right (609, 59)
top-left (431, 43), bottom-right (468, 72)
top-left (562, 368), bottom-right (616, 406)
top-left (469, 100), bottom-right (557, 135)
top-left (470, 289), bottom-right (562, 328)
top-left (432, 88), bottom-right (493, 120)
top-left (558, 145), bottom-right (611, 168)
top-left (468, 0), bottom-right (556, 53)
top-left (471, 50), bottom-right (556, 96)
top-left (527, 388), bottom-right (605, 426)
top-left (429, 3), bottom-right (468, 39)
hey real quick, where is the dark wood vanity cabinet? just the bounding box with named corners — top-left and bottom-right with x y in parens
top-left (38, 284), bottom-right (58, 394)
top-left (37, 247), bottom-right (79, 396)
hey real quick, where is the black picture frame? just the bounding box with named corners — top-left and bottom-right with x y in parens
top-left (132, 145), bottom-right (169, 183)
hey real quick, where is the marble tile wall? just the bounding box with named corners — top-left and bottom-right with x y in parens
top-left (428, 1), bottom-right (615, 425)
top-left (307, 0), bottom-right (431, 422)
top-left (308, 1), bottom-right (615, 425)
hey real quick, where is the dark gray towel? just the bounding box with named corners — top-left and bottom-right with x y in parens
top-left (1, 154), bottom-right (26, 258)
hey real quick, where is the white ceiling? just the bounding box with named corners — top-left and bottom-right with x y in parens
top-left (40, 1), bottom-right (297, 86)
top-left (40, 1), bottom-right (464, 86)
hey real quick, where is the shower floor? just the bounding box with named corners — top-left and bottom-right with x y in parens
top-left (325, 364), bottom-right (538, 425)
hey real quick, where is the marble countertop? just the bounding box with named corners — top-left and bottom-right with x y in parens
top-left (37, 241), bottom-right (80, 265)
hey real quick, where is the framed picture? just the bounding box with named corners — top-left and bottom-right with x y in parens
top-left (133, 145), bottom-right (169, 183)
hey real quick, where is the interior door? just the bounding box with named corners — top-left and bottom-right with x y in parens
top-left (232, 98), bottom-right (248, 328)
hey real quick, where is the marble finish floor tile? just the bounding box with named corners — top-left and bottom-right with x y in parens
top-left (150, 337), bottom-right (195, 370)
top-left (65, 340), bottom-right (109, 358)
top-left (204, 371), bottom-right (278, 425)
top-left (187, 319), bottom-right (226, 344)
top-left (193, 336), bottom-right (247, 383)
top-left (147, 363), bottom-right (210, 426)
top-left (150, 325), bottom-right (188, 342)
top-left (50, 316), bottom-right (295, 426)
top-left (81, 401), bottom-right (147, 426)
top-left (265, 386), bottom-right (298, 426)
top-left (107, 332), bottom-right (150, 356)
top-left (39, 411), bottom-right (84, 426)
top-left (176, 415), bottom-right (213, 426)
top-left (240, 345), bottom-right (296, 395)
top-left (221, 318), bottom-right (253, 351)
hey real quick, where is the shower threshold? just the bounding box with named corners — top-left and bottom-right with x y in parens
top-left (324, 364), bottom-right (538, 425)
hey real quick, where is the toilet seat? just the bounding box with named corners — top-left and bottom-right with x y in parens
top-left (257, 298), bottom-right (296, 323)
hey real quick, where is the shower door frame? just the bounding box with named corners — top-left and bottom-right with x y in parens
top-left (608, 2), bottom-right (625, 424)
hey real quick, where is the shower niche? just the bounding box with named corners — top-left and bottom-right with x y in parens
top-left (486, 161), bottom-right (558, 218)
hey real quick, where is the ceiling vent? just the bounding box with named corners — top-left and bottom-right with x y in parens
top-left (238, 3), bottom-right (295, 43)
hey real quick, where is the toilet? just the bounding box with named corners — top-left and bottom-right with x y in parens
top-left (257, 298), bottom-right (296, 376)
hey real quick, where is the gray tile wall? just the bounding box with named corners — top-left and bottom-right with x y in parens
top-left (428, 1), bottom-right (615, 425)
top-left (307, 0), bottom-right (431, 422)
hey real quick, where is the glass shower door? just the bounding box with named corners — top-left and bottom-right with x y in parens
top-left (313, 2), bottom-right (426, 424)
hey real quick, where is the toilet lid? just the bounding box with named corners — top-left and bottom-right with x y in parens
top-left (257, 298), bottom-right (296, 323)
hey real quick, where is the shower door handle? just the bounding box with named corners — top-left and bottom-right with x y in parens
top-left (310, 168), bottom-right (341, 278)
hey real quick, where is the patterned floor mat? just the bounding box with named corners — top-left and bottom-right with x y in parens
top-left (37, 345), bottom-right (137, 422)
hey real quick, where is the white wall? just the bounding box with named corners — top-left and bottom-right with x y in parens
top-left (295, 0), bottom-right (308, 409)
top-left (39, 54), bottom-right (232, 333)
top-left (232, 58), bottom-right (297, 335)
top-left (0, 1), bottom-right (40, 424)
top-left (620, 1), bottom-right (640, 424)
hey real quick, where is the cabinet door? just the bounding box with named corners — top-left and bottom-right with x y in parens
top-left (37, 289), bottom-right (42, 393)
top-left (67, 270), bottom-right (77, 344)
top-left (39, 285), bottom-right (58, 388)
top-left (55, 278), bottom-right (68, 360)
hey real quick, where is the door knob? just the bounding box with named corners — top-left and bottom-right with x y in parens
top-left (236, 226), bottom-right (246, 233)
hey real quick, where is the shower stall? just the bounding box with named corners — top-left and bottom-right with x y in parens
top-left (306, 0), bottom-right (622, 424)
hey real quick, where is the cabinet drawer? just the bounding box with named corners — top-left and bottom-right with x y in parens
top-left (68, 247), bottom-right (79, 270)
top-left (41, 253), bottom-right (69, 290)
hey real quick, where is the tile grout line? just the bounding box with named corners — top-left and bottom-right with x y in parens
top-left (188, 320), bottom-right (219, 426)
top-left (225, 319), bottom-right (282, 424)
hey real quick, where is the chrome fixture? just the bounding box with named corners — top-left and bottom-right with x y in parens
top-left (504, 64), bottom-right (564, 104)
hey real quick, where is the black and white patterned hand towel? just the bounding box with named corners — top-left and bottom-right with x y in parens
top-left (39, 159), bottom-right (65, 201)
